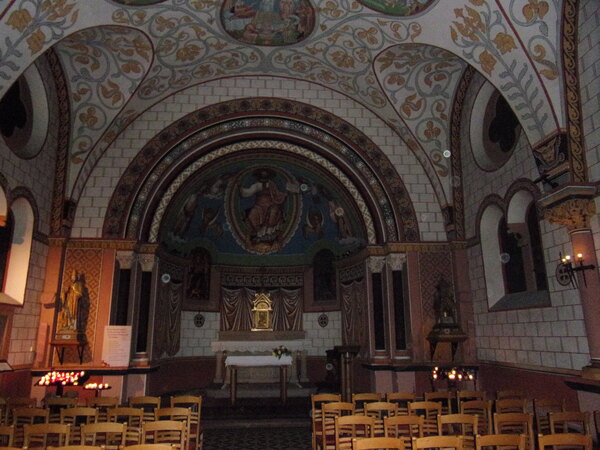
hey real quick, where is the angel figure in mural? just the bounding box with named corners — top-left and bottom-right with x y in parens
top-left (240, 168), bottom-right (294, 244)
top-left (57, 270), bottom-right (84, 331)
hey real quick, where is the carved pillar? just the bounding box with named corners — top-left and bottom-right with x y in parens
top-left (367, 256), bottom-right (387, 359)
top-left (543, 192), bottom-right (600, 378)
top-left (130, 251), bottom-right (157, 367)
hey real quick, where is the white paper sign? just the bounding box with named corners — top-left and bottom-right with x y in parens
top-left (102, 326), bottom-right (132, 367)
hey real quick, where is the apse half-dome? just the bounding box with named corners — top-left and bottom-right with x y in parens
top-left (158, 153), bottom-right (367, 264)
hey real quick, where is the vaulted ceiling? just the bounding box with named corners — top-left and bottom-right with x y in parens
top-left (0, 0), bottom-right (569, 232)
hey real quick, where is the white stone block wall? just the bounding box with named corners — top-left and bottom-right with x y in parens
top-left (73, 77), bottom-right (446, 242)
top-left (177, 310), bottom-right (342, 358)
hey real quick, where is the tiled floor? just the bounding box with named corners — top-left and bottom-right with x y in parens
top-left (200, 388), bottom-right (313, 449)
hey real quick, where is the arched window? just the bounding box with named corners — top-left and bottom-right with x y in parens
top-left (0, 211), bottom-right (14, 291)
top-left (481, 190), bottom-right (549, 311)
top-left (0, 197), bottom-right (34, 305)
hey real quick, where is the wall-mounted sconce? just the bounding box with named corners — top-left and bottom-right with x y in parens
top-left (556, 252), bottom-right (596, 288)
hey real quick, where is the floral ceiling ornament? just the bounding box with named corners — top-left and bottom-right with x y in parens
top-left (357, 0), bottom-right (437, 16)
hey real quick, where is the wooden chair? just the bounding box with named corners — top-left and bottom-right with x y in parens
top-left (311, 393), bottom-right (342, 450)
top-left (81, 421), bottom-right (126, 449)
top-left (6, 398), bottom-right (37, 425)
top-left (457, 391), bottom-right (486, 408)
top-left (154, 408), bottom-right (191, 450)
top-left (141, 420), bottom-right (185, 449)
top-left (48, 446), bottom-right (105, 450)
top-left (0, 398), bottom-right (7, 426)
top-left (495, 398), bottom-right (527, 414)
top-left (549, 411), bottom-right (591, 434)
top-left (106, 407), bottom-right (144, 445)
top-left (423, 391), bottom-right (453, 415)
top-left (352, 393), bottom-right (382, 415)
top-left (335, 414), bottom-right (375, 450)
top-left (475, 433), bottom-right (526, 450)
top-left (532, 398), bottom-right (565, 435)
top-left (321, 401), bottom-right (355, 449)
top-left (170, 395), bottom-right (202, 450)
top-left (537, 432), bottom-right (592, 450)
top-left (122, 445), bottom-right (174, 450)
top-left (23, 422), bottom-right (70, 448)
top-left (386, 393), bottom-right (416, 416)
top-left (493, 413), bottom-right (534, 450)
top-left (407, 401), bottom-right (441, 436)
top-left (87, 397), bottom-right (119, 422)
top-left (460, 400), bottom-right (493, 435)
top-left (128, 397), bottom-right (161, 423)
top-left (0, 425), bottom-right (13, 447)
top-left (437, 414), bottom-right (477, 450)
top-left (364, 402), bottom-right (398, 436)
top-left (353, 436), bottom-right (406, 449)
top-left (45, 397), bottom-right (79, 423)
top-left (11, 407), bottom-right (49, 447)
top-left (496, 390), bottom-right (526, 401)
top-left (412, 435), bottom-right (463, 450)
top-left (60, 407), bottom-right (98, 444)
top-left (383, 415), bottom-right (423, 450)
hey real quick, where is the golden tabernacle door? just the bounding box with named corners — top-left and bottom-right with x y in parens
top-left (251, 292), bottom-right (273, 331)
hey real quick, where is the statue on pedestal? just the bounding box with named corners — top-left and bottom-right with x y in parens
top-left (56, 271), bottom-right (86, 342)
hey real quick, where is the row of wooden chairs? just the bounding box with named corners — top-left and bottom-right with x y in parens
top-left (0, 446), bottom-right (175, 450)
top-left (0, 420), bottom-right (187, 448)
top-left (312, 394), bottom-right (593, 450)
top-left (351, 433), bottom-right (593, 450)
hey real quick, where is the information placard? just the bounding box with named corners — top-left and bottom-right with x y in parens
top-left (102, 326), bottom-right (132, 367)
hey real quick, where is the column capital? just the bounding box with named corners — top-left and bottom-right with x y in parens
top-left (367, 256), bottom-right (386, 273)
top-left (538, 185), bottom-right (597, 231)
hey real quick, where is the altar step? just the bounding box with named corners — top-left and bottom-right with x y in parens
top-left (204, 382), bottom-right (317, 400)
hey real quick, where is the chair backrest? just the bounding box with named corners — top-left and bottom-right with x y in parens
top-left (475, 433), bottom-right (526, 450)
top-left (496, 398), bottom-right (527, 414)
top-left (59, 407), bottom-right (98, 425)
top-left (386, 392), bottom-right (416, 416)
top-left (423, 391), bottom-right (453, 414)
top-left (106, 407), bottom-right (144, 445)
top-left (412, 435), bottom-right (463, 450)
top-left (384, 415), bottom-right (424, 449)
top-left (548, 411), bottom-right (590, 434)
top-left (364, 402), bottom-right (398, 437)
top-left (352, 393), bottom-right (383, 414)
top-left (141, 419), bottom-right (185, 449)
top-left (47, 446), bottom-right (105, 450)
top-left (120, 445), bottom-right (175, 450)
top-left (81, 421), bottom-right (126, 449)
top-left (311, 393), bottom-right (342, 450)
top-left (23, 422), bottom-right (70, 448)
top-left (496, 390), bottom-right (526, 400)
top-left (12, 406), bottom-right (48, 424)
top-left (335, 414), bottom-right (375, 450)
top-left (86, 397), bottom-right (119, 422)
top-left (407, 401), bottom-right (442, 436)
top-left (353, 436), bottom-right (406, 450)
top-left (438, 413), bottom-right (478, 435)
top-left (128, 396), bottom-right (161, 422)
top-left (493, 412), bottom-right (534, 450)
top-left (45, 397), bottom-right (79, 423)
top-left (460, 400), bottom-right (493, 435)
top-left (0, 425), bottom-right (14, 447)
top-left (537, 432), bottom-right (592, 450)
top-left (533, 398), bottom-right (565, 435)
top-left (154, 407), bottom-right (191, 445)
top-left (321, 401), bottom-right (354, 449)
top-left (456, 390), bottom-right (486, 406)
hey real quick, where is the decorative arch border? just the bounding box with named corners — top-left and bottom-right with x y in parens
top-left (103, 98), bottom-right (419, 242)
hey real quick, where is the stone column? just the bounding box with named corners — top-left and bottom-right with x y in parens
top-left (543, 193), bottom-right (600, 378)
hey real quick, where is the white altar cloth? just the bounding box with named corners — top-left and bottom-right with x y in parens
top-left (212, 340), bottom-right (308, 353)
top-left (225, 355), bottom-right (292, 367)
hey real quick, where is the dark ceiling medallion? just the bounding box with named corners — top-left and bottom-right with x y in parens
top-left (358, 0), bottom-right (436, 16)
top-left (318, 313), bottom-right (329, 328)
top-left (221, 0), bottom-right (316, 46)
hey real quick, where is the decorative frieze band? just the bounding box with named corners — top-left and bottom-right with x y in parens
top-left (544, 197), bottom-right (596, 231)
top-left (221, 273), bottom-right (304, 287)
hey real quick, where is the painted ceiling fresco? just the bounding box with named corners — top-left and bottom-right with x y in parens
top-left (159, 156), bottom-right (367, 264)
top-left (0, 0), bottom-right (565, 210)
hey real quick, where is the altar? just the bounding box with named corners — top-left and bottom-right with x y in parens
top-left (225, 355), bottom-right (293, 405)
top-left (211, 338), bottom-right (310, 385)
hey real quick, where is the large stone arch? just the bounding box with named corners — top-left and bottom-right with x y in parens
top-left (103, 98), bottom-right (420, 243)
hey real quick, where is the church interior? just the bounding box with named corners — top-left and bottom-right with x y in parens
top-left (0, 0), bottom-right (599, 447)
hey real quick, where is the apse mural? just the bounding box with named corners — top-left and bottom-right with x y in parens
top-left (160, 160), bottom-right (365, 260)
top-left (221, 0), bottom-right (315, 46)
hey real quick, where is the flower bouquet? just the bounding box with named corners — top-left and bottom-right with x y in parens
top-left (272, 345), bottom-right (291, 359)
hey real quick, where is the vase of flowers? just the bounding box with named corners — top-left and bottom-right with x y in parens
top-left (272, 345), bottom-right (291, 359)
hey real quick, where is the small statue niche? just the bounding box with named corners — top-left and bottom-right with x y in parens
top-left (251, 292), bottom-right (273, 331)
top-left (433, 278), bottom-right (457, 326)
